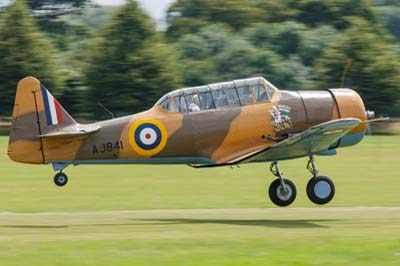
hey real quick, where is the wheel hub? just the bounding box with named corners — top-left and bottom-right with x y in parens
top-left (277, 185), bottom-right (292, 201)
top-left (314, 180), bottom-right (331, 199)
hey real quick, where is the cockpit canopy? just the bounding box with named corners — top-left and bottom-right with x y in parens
top-left (155, 77), bottom-right (278, 113)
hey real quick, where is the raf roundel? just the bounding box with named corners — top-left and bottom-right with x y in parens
top-left (135, 124), bottom-right (161, 150)
top-left (129, 119), bottom-right (168, 156)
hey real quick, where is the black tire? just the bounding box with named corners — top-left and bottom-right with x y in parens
top-left (306, 176), bottom-right (335, 205)
top-left (54, 172), bottom-right (68, 187)
top-left (268, 178), bottom-right (297, 207)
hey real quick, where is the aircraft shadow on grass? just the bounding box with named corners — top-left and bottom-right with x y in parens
top-left (134, 218), bottom-right (336, 228)
top-left (0, 225), bottom-right (68, 229)
top-left (0, 219), bottom-right (337, 229)
top-left (0, 223), bottom-right (159, 229)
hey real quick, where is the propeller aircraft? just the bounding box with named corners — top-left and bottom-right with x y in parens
top-left (8, 76), bottom-right (375, 206)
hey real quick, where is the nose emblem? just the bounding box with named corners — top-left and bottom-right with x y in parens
top-left (269, 105), bottom-right (292, 132)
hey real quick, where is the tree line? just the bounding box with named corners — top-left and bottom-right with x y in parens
top-left (0, 0), bottom-right (399, 120)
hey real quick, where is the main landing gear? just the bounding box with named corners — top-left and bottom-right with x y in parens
top-left (54, 172), bottom-right (68, 187)
top-left (267, 155), bottom-right (335, 207)
top-left (305, 156), bottom-right (335, 205)
top-left (268, 161), bottom-right (297, 207)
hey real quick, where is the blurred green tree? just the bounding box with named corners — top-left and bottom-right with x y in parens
top-left (214, 39), bottom-right (259, 80)
top-left (283, 56), bottom-right (315, 90)
top-left (299, 25), bottom-right (338, 66)
top-left (244, 22), bottom-right (308, 58)
top-left (167, 0), bottom-right (380, 39)
top-left (255, 0), bottom-right (298, 22)
top-left (372, 0), bottom-right (400, 6)
top-left (174, 25), bottom-right (231, 86)
top-left (177, 34), bottom-right (212, 60)
top-left (175, 24), bottom-right (312, 90)
top-left (376, 6), bottom-right (400, 41)
top-left (293, 0), bottom-right (379, 30)
top-left (166, 0), bottom-right (263, 40)
top-left (85, 0), bottom-right (182, 119)
top-left (0, 0), bottom-right (59, 116)
top-left (244, 22), bottom-right (338, 67)
top-left (176, 59), bottom-right (217, 87)
top-left (315, 19), bottom-right (400, 115)
top-left (214, 39), bottom-right (309, 90)
top-left (25, 1), bottom-right (92, 54)
top-left (176, 24), bottom-right (231, 60)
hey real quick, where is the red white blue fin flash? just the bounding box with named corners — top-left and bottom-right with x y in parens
top-left (41, 84), bottom-right (63, 126)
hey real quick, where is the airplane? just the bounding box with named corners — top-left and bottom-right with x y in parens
top-left (8, 76), bottom-right (377, 207)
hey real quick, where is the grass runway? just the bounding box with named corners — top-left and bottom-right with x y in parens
top-left (0, 135), bottom-right (399, 265)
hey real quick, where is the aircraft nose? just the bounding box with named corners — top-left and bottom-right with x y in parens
top-left (329, 89), bottom-right (367, 120)
top-left (328, 89), bottom-right (368, 147)
top-left (328, 88), bottom-right (367, 133)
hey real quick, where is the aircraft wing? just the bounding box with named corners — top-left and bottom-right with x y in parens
top-left (232, 118), bottom-right (361, 164)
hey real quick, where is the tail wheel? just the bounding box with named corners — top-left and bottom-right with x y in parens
top-left (306, 176), bottom-right (335, 205)
top-left (268, 178), bottom-right (297, 207)
top-left (54, 172), bottom-right (68, 187)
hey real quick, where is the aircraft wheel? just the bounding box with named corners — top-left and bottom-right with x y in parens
top-left (54, 172), bottom-right (68, 187)
top-left (306, 176), bottom-right (335, 205)
top-left (268, 178), bottom-right (297, 207)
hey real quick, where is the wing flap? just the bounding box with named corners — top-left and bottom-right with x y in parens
top-left (237, 118), bottom-right (361, 164)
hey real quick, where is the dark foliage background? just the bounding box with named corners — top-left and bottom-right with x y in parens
top-left (0, 0), bottom-right (399, 119)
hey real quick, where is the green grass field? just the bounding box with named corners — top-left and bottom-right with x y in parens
top-left (0, 136), bottom-right (399, 265)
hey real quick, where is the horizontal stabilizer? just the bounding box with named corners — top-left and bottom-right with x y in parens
top-left (39, 125), bottom-right (100, 138)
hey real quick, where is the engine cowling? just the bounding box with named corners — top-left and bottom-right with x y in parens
top-left (329, 89), bottom-right (367, 148)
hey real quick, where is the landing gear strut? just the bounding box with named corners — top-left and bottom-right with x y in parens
top-left (306, 156), bottom-right (335, 205)
top-left (54, 172), bottom-right (68, 187)
top-left (268, 161), bottom-right (297, 207)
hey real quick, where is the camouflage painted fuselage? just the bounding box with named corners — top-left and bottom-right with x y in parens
top-left (8, 77), bottom-right (367, 167)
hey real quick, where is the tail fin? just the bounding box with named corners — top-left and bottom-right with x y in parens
top-left (8, 77), bottom-right (76, 164)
